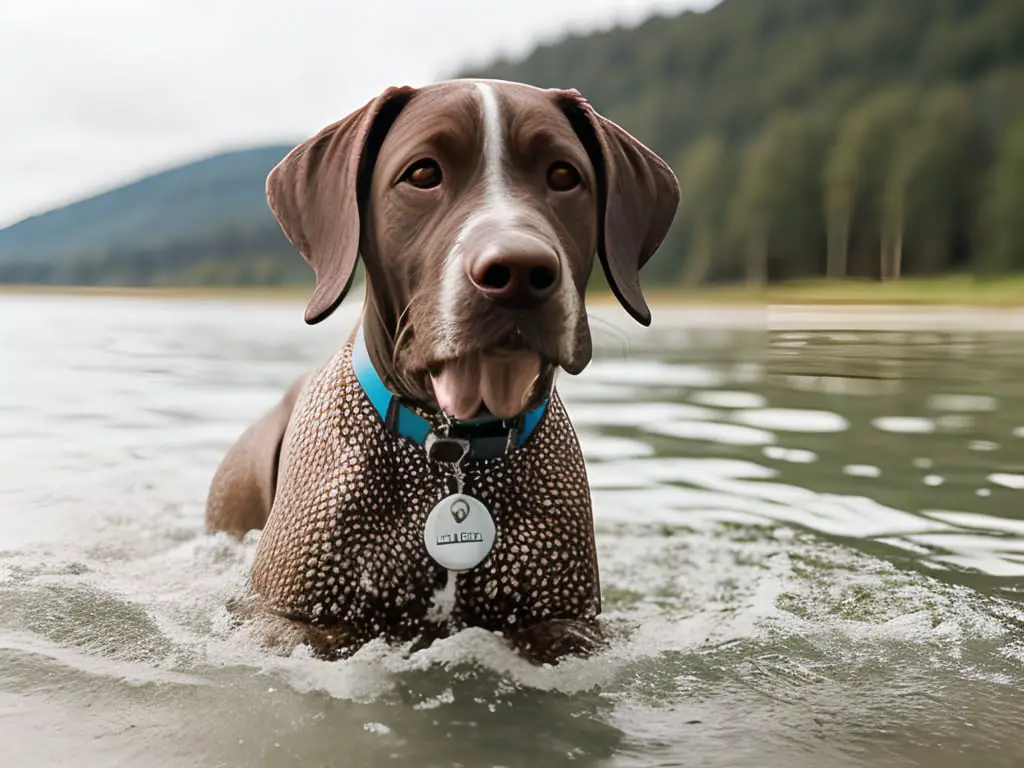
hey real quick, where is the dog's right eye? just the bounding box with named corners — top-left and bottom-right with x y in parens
top-left (402, 159), bottom-right (443, 189)
top-left (547, 162), bottom-right (581, 192)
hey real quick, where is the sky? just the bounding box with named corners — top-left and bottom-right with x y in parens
top-left (0, 0), bottom-right (715, 228)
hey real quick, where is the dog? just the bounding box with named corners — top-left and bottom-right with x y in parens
top-left (205, 79), bottom-right (680, 663)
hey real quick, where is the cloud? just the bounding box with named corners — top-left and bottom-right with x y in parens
top-left (0, 0), bottom-right (713, 226)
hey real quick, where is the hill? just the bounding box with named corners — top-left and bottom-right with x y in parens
top-left (461, 0), bottom-right (1024, 285)
top-left (2, 0), bottom-right (1023, 288)
top-left (0, 145), bottom-right (311, 286)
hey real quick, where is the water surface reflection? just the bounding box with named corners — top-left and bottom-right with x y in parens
top-left (1, 296), bottom-right (1023, 767)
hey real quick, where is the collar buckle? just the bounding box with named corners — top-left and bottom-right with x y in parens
top-left (353, 326), bottom-right (547, 460)
top-left (424, 432), bottom-right (471, 464)
top-left (504, 424), bottom-right (521, 455)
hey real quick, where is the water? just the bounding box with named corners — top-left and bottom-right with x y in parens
top-left (2, 294), bottom-right (1023, 767)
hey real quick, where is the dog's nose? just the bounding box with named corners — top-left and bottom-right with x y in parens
top-left (468, 246), bottom-right (561, 309)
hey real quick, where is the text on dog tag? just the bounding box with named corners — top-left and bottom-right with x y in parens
top-left (423, 493), bottom-right (496, 572)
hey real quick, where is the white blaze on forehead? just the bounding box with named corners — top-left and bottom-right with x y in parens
top-left (436, 82), bottom-right (514, 354)
top-left (476, 82), bottom-right (510, 213)
top-left (434, 80), bottom-right (580, 362)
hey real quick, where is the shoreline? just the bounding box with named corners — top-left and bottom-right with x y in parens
top-left (2, 276), bottom-right (1023, 308)
top-left (2, 284), bottom-right (1021, 332)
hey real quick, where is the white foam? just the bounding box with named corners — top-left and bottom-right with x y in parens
top-left (763, 446), bottom-right (818, 464)
top-left (844, 464), bottom-right (882, 478)
top-left (647, 420), bottom-right (775, 446)
top-left (923, 510), bottom-right (1024, 537)
top-left (0, 630), bottom-right (208, 688)
top-left (690, 391), bottom-right (767, 409)
top-left (426, 571), bottom-right (459, 624)
top-left (873, 417), bottom-right (937, 434)
top-left (989, 473), bottom-right (1024, 491)
top-left (584, 359), bottom-right (726, 388)
top-left (579, 434), bottom-right (655, 461)
top-left (968, 440), bottom-right (1001, 452)
top-left (734, 408), bottom-right (849, 433)
top-left (566, 402), bottom-right (718, 427)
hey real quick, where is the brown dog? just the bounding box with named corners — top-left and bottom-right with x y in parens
top-left (205, 79), bottom-right (679, 663)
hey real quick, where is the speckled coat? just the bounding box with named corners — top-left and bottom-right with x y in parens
top-left (248, 340), bottom-right (601, 658)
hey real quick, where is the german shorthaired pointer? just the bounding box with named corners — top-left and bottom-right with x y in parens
top-left (205, 79), bottom-right (680, 663)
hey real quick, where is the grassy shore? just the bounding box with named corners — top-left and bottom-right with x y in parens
top-left (1, 274), bottom-right (1022, 307)
top-left (612, 274), bottom-right (1024, 308)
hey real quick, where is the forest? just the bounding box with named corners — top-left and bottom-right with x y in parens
top-left (2, 0), bottom-right (1022, 288)
top-left (464, 0), bottom-right (1024, 286)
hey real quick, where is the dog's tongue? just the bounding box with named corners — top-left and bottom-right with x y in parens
top-left (430, 351), bottom-right (542, 421)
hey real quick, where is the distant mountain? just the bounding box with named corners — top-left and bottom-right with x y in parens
top-left (3, 0), bottom-right (1023, 288)
top-left (0, 145), bottom-right (310, 286)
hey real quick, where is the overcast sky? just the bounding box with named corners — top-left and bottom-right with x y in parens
top-left (1, 0), bottom-right (715, 228)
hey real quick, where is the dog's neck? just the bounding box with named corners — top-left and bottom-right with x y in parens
top-left (358, 292), bottom-right (415, 402)
top-left (358, 284), bottom-right (557, 420)
top-left (355, 282), bottom-right (559, 465)
top-left (352, 311), bottom-right (551, 463)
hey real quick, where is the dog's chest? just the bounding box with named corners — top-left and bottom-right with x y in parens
top-left (250, 345), bottom-right (600, 646)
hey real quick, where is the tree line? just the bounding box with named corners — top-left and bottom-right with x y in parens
top-left (467, 0), bottom-right (1024, 286)
top-left (673, 79), bottom-right (1024, 286)
top-left (4, 0), bottom-right (1022, 289)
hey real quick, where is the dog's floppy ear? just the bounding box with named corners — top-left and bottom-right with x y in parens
top-left (553, 89), bottom-right (680, 326)
top-left (266, 86), bottom-right (415, 324)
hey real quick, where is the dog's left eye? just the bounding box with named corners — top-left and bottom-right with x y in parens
top-left (547, 162), bottom-right (581, 191)
top-left (402, 159), bottom-right (443, 189)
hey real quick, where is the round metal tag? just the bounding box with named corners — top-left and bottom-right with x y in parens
top-left (423, 493), bottom-right (496, 572)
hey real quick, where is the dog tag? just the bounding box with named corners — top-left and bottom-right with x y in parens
top-left (423, 493), bottom-right (496, 572)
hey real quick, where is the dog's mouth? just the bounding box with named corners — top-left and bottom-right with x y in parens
top-left (427, 347), bottom-right (547, 421)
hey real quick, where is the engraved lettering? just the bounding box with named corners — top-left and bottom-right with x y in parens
top-left (436, 531), bottom-right (484, 546)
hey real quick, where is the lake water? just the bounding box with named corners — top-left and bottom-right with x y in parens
top-left (2, 294), bottom-right (1023, 768)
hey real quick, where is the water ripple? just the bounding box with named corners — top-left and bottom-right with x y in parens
top-left (2, 298), bottom-right (1024, 767)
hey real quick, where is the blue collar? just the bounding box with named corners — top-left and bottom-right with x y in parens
top-left (351, 325), bottom-right (549, 461)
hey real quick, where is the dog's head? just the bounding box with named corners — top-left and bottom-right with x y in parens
top-left (267, 79), bottom-right (679, 420)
